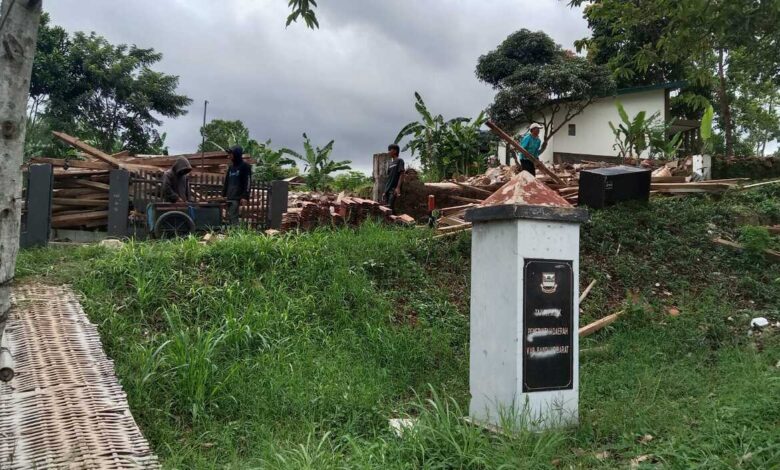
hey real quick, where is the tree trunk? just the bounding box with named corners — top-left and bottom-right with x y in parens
top-left (717, 48), bottom-right (733, 157)
top-left (0, 0), bottom-right (42, 325)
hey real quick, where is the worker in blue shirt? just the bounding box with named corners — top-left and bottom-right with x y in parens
top-left (516, 123), bottom-right (542, 176)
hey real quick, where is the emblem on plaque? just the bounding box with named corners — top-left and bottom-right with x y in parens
top-left (541, 272), bottom-right (557, 294)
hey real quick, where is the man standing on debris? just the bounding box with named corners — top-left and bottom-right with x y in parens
top-left (161, 157), bottom-right (192, 203)
top-left (383, 144), bottom-right (404, 214)
top-left (516, 123), bottom-right (542, 176)
top-left (222, 145), bottom-right (252, 225)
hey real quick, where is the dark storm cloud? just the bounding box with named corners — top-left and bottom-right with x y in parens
top-left (43, 0), bottom-right (588, 172)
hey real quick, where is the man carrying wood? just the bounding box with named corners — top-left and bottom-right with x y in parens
top-left (382, 144), bottom-right (404, 214)
top-left (222, 146), bottom-right (252, 225)
top-left (161, 158), bottom-right (193, 203)
top-left (514, 123), bottom-right (542, 176)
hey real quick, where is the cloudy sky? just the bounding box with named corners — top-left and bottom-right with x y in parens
top-left (44, 1), bottom-right (589, 172)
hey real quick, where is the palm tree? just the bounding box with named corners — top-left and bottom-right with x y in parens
top-left (281, 133), bottom-right (351, 190)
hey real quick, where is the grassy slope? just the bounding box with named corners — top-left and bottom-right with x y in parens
top-left (17, 186), bottom-right (780, 469)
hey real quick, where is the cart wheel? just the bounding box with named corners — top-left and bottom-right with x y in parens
top-left (153, 211), bottom-right (195, 239)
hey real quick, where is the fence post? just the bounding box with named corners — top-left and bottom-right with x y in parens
top-left (108, 169), bottom-right (130, 238)
top-left (20, 164), bottom-right (53, 249)
top-left (268, 181), bottom-right (288, 230)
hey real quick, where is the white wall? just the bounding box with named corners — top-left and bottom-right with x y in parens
top-left (553, 89), bottom-right (665, 159)
top-left (515, 89), bottom-right (666, 164)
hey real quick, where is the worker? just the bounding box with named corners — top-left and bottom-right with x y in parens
top-left (161, 157), bottom-right (192, 203)
top-left (517, 123), bottom-right (542, 176)
top-left (222, 145), bottom-right (252, 225)
top-left (383, 144), bottom-right (404, 214)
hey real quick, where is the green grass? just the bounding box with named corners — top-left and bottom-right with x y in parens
top-left (16, 186), bottom-right (780, 469)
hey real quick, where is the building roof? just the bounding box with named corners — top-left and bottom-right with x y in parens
top-left (615, 80), bottom-right (687, 96)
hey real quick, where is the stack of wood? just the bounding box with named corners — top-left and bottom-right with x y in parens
top-left (28, 131), bottom-right (261, 231)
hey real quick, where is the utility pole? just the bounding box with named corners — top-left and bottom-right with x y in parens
top-left (200, 100), bottom-right (208, 170)
top-left (0, 0), bottom-right (43, 339)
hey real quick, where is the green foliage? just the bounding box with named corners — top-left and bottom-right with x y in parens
top-left (17, 184), bottom-right (780, 467)
top-left (395, 93), bottom-right (488, 181)
top-left (476, 29), bottom-right (614, 151)
top-left (569, 0), bottom-right (780, 157)
top-left (199, 120), bottom-right (296, 182)
top-left (28, 13), bottom-right (191, 155)
top-left (282, 134), bottom-right (351, 190)
top-left (287, 0), bottom-right (319, 29)
top-left (739, 226), bottom-right (772, 260)
top-left (199, 119), bottom-right (259, 154)
top-left (609, 101), bottom-right (672, 162)
top-left (330, 171), bottom-right (372, 193)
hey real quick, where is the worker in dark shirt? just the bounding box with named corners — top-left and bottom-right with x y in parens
top-left (222, 145), bottom-right (252, 225)
top-left (383, 144), bottom-right (404, 214)
top-left (161, 157), bottom-right (192, 203)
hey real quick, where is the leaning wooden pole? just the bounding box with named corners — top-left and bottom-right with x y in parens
top-left (0, 0), bottom-right (43, 336)
top-left (485, 120), bottom-right (565, 186)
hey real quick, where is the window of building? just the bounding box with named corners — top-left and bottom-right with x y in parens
top-left (568, 124), bottom-right (576, 136)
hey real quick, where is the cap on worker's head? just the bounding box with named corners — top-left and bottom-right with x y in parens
top-left (529, 123), bottom-right (542, 130)
top-left (228, 145), bottom-right (244, 159)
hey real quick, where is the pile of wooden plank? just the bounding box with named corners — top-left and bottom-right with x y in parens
top-left (28, 132), bottom-right (259, 231)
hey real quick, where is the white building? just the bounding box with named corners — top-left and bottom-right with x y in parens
top-left (498, 82), bottom-right (697, 165)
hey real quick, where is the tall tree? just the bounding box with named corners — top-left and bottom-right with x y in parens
top-left (0, 1), bottom-right (319, 328)
top-left (199, 119), bottom-right (259, 154)
top-left (30, 23), bottom-right (192, 154)
top-left (569, 0), bottom-right (780, 157)
top-left (476, 29), bottom-right (615, 152)
top-left (0, 0), bottom-right (42, 328)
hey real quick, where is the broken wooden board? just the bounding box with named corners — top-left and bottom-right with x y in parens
top-left (52, 131), bottom-right (128, 168)
top-left (579, 311), bottom-right (624, 338)
top-left (485, 120), bottom-right (565, 186)
top-left (51, 210), bottom-right (110, 228)
top-left (712, 237), bottom-right (780, 262)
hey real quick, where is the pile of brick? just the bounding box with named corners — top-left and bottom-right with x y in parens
top-left (280, 192), bottom-right (414, 232)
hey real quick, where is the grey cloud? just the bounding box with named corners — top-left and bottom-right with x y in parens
top-left (43, 0), bottom-right (589, 172)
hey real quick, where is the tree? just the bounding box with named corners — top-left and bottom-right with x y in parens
top-left (0, 0), bottom-right (42, 328)
top-left (330, 171), bottom-right (372, 193)
top-left (394, 93), bottom-right (489, 180)
top-left (569, 0), bottom-right (780, 157)
top-left (28, 19), bottom-right (192, 154)
top-left (0, 0), bottom-right (318, 332)
top-left (476, 29), bottom-right (615, 153)
top-left (254, 140), bottom-right (297, 182)
top-left (281, 134), bottom-right (351, 191)
top-left (199, 119), bottom-right (260, 154)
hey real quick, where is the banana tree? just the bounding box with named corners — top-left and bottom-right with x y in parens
top-left (255, 140), bottom-right (296, 182)
top-left (609, 102), bottom-right (658, 164)
top-left (281, 133), bottom-right (351, 190)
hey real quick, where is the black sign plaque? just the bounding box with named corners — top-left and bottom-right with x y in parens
top-left (522, 259), bottom-right (574, 393)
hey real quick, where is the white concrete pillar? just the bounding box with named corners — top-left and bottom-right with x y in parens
top-left (465, 172), bottom-right (589, 430)
top-left (692, 154), bottom-right (712, 180)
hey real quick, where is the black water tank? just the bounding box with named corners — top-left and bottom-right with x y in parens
top-left (579, 166), bottom-right (651, 209)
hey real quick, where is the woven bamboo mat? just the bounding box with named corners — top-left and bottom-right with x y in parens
top-left (0, 284), bottom-right (159, 469)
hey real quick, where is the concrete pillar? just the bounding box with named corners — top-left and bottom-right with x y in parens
top-left (268, 180), bottom-right (289, 230)
top-left (20, 164), bottom-right (53, 249)
top-left (464, 172), bottom-right (589, 430)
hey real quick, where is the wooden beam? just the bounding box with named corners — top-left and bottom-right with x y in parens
top-left (579, 311), bottom-right (624, 338)
top-left (451, 181), bottom-right (494, 197)
top-left (450, 195), bottom-right (484, 204)
top-left (72, 179), bottom-right (110, 191)
top-left (51, 210), bottom-right (110, 228)
top-left (485, 120), bottom-right (565, 186)
top-left (579, 279), bottom-right (597, 303)
top-left (51, 198), bottom-right (109, 207)
top-left (52, 131), bottom-right (127, 168)
top-left (713, 237), bottom-right (780, 262)
top-left (30, 157), bottom-right (112, 170)
top-left (741, 179), bottom-right (780, 190)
